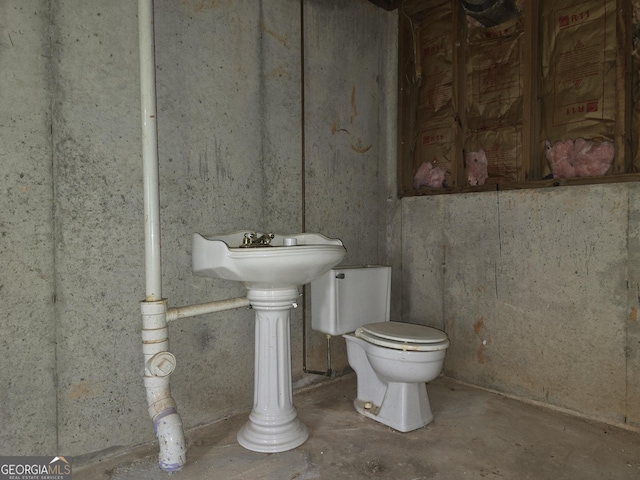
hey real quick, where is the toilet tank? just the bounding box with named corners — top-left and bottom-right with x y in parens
top-left (310, 265), bottom-right (391, 336)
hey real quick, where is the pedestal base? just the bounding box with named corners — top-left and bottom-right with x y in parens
top-left (237, 412), bottom-right (308, 453)
top-left (239, 287), bottom-right (308, 453)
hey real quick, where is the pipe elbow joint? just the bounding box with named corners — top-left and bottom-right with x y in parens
top-left (154, 409), bottom-right (186, 472)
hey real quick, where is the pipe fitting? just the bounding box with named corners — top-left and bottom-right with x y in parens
top-left (141, 299), bottom-right (186, 471)
top-left (154, 410), bottom-right (186, 472)
top-left (144, 376), bottom-right (177, 416)
top-left (147, 351), bottom-right (176, 377)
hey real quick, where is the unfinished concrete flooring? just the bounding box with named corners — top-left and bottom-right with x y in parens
top-left (76, 375), bottom-right (640, 479)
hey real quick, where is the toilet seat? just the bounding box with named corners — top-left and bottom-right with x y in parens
top-left (355, 322), bottom-right (449, 352)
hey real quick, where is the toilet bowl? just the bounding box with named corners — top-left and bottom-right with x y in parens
top-left (310, 266), bottom-right (449, 432)
top-left (344, 322), bottom-right (448, 431)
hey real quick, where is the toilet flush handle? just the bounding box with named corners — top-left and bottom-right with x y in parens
top-left (336, 273), bottom-right (345, 279)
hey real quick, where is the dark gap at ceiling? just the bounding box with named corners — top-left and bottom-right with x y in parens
top-left (366, 0), bottom-right (402, 10)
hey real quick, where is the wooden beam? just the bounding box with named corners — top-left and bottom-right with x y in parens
top-left (522, 0), bottom-right (541, 182)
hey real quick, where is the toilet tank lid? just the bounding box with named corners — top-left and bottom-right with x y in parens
top-left (358, 322), bottom-right (448, 344)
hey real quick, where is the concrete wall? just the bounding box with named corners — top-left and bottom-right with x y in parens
top-left (303, 0), bottom-right (399, 374)
top-left (0, 0), bottom-right (397, 460)
top-left (0, 0), bottom-right (56, 454)
top-left (402, 184), bottom-right (640, 429)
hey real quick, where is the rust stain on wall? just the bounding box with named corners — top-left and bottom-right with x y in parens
top-left (350, 139), bottom-right (372, 154)
top-left (66, 381), bottom-right (98, 401)
top-left (628, 307), bottom-right (638, 322)
top-left (261, 22), bottom-right (286, 45)
top-left (473, 318), bottom-right (484, 335)
top-left (331, 122), bottom-right (351, 136)
top-left (350, 85), bottom-right (358, 123)
top-left (265, 65), bottom-right (290, 79)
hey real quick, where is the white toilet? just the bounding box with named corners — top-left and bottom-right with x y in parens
top-left (310, 265), bottom-right (449, 432)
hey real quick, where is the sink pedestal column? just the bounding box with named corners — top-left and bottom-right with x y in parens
top-left (237, 287), bottom-right (309, 453)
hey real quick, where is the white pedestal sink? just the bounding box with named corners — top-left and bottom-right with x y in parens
top-left (192, 231), bottom-right (346, 453)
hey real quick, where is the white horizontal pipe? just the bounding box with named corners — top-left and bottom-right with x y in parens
top-left (167, 296), bottom-right (250, 322)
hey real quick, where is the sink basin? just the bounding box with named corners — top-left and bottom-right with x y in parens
top-left (192, 231), bottom-right (346, 290)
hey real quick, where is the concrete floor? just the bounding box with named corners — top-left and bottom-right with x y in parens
top-left (76, 375), bottom-right (640, 479)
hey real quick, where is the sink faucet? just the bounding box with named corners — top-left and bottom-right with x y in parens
top-left (241, 232), bottom-right (275, 248)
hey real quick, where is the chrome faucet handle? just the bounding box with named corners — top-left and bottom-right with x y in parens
top-left (240, 232), bottom-right (275, 248)
top-left (258, 233), bottom-right (275, 245)
top-left (242, 232), bottom-right (257, 246)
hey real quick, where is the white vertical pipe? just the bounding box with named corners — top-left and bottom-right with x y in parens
top-left (139, 0), bottom-right (162, 302)
top-left (138, 0), bottom-right (186, 471)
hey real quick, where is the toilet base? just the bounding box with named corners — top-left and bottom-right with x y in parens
top-left (354, 381), bottom-right (434, 432)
